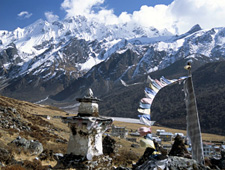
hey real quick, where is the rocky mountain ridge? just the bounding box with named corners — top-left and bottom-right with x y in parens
top-left (1, 17), bottom-right (225, 135)
top-left (0, 17), bottom-right (225, 103)
top-left (0, 16), bottom-right (172, 102)
top-left (49, 24), bottom-right (225, 102)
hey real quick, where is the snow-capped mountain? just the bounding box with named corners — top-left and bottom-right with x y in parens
top-left (0, 16), bottom-right (171, 73)
top-left (0, 15), bottom-right (225, 103)
top-left (50, 24), bottom-right (225, 102)
top-left (0, 15), bottom-right (171, 101)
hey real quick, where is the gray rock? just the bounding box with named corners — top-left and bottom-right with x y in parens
top-left (131, 144), bottom-right (140, 148)
top-left (55, 138), bottom-right (67, 143)
top-left (53, 153), bottom-right (64, 161)
top-left (29, 140), bottom-right (43, 154)
top-left (0, 148), bottom-right (11, 162)
top-left (134, 156), bottom-right (210, 170)
top-left (10, 137), bottom-right (43, 155)
top-left (10, 136), bottom-right (30, 149)
top-left (103, 135), bottom-right (116, 155)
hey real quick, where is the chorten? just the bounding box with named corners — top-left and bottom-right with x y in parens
top-left (61, 88), bottom-right (113, 160)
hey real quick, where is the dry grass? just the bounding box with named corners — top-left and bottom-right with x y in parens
top-left (0, 95), bottom-right (224, 169)
top-left (0, 95), bottom-right (69, 168)
top-left (2, 165), bottom-right (26, 170)
top-left (111, 120), bottom-right (225, 167)
top-left (113, 121), bottom-right (225, 142)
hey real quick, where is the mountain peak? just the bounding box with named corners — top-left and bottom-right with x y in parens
top-left (186, 24), bottom-right (202, 35)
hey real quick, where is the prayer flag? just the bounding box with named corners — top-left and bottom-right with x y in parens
top-left (184, 76), bottom-right (204, 164)
top-left (138, 127), bottom-right (151, 136)
top-left (139, 102), bottom-right (151, 109)
top-left (145, 87), bottom-right (156, 95)
top-left (138, 108), bottom-right (151, 115)
top-left (155, 79), bottom-right (165, 88)
top-left (149, 83), bottom-right (159, 92)
top-left (138, 114), bottom-right (151, 121)
top-left (140, 139), bottom-right (155, 149)
top-left (139, 75), bottom-right (187, 128)
top-left (152, 81), bottom-right (162, 90)
top-left (139, 116), bottom-right (152, 126)
top-left (161, 76), bottom-right (172, 84)
top-left (140, 98), bottom-right (153, 104)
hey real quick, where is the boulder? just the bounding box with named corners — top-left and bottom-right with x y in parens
top-left (133, 147), bottom-right (155, 168)
top-left (134, 156), bottom-right (210, 170)
top-left (131, 144), bottom-right (140, 148)
top-left (210, 150), bottom-right (225, 169)
top-left (54, 153), bottom-right (113, 169)
top-left (103, 135), bottom-right (116, 155)
top-left (29, 140), bottom-right (43, 155)
top-left (53, 153), bottom-right (64, 161)
top-left (169, 135), bottom-right (190, 158)
top-left (0, 147), bottom-right (14, 164)
top-left (10, 136), bottom-right (30, 149)
top-left (9, 136), bottom-right (43, 155)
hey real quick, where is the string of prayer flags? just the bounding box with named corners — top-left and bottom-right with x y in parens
top-left (138, 75), bottom-right (188, 126)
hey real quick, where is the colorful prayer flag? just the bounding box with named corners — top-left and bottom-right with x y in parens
top-left (140, 98), bottom-right (153, 104)
top-left (137, 108), bottom-right (151, 115)
top-left (139, 102), bottom-right (151, 109)
top-left (138, 127), bottom-right (151, 136)
top-left (139, 116), bottom-right (152, 126)
top-left (138, 114), bottom-right (151, 121)
top-left (139, 75), bottom-right (188, 127)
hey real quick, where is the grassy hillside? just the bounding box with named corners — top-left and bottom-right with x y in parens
top-left (0, 95), bottom-right (224, 169)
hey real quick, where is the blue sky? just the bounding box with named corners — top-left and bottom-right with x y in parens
top-left (1, 0), bottom-right (225, 34)
top-left (0, 0), bottom-right (66, 30)
top-left (0, 0), bottom-right (173, 31)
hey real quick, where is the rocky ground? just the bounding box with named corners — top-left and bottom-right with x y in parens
top-left (0, 95), bottom-right (144, 169)
top-left (0, 95), bottom-right (225, 169)
top-left (133, 135), bottom-right (225, 170)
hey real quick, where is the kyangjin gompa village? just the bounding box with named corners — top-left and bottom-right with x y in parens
top-left (1, 0), bottom-right (225, 169)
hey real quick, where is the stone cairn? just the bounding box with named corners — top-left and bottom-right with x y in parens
top-left (55, 89), bottom-right (113, 169)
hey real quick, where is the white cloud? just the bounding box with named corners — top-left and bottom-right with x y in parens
top-left (45, 12), bottom-right (59, 22)
top-left (170, 0), bottom-right (225, 33)
top-left (60, 0), bottom-right (225, 34)
top-left (131, 5), bottom-right (174, 32)
top-left (61, 0), bottom-right (104, 17)
top-left (17, 11), bottom-right (32, 19)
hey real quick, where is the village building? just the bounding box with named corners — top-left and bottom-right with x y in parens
top-left (156, 129), bottom-right (165, 136)
top-left (130, 131), bottom-right (140, 137)
top-left (111, 124), bottom-right (128, 138)
top-left (203, 142), bottom-right (215, 158)
top-left (152, 136), bottom-right (162, 144)
top-left (159, 132), bottom-right (173, 142)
